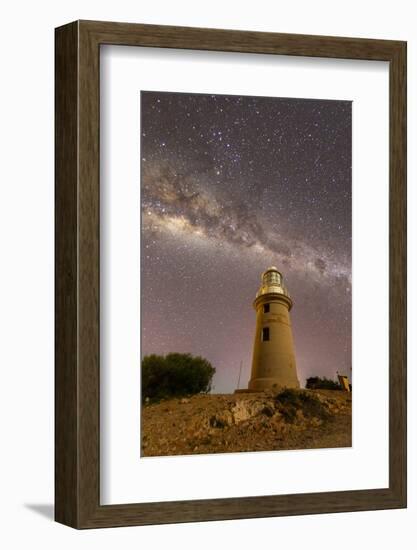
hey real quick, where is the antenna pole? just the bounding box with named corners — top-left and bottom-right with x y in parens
top-left (237, 360), bottom-right (243, 390)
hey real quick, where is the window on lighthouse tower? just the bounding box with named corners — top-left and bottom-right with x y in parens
top-left (263, 303), bottom-right (270, 313)
top-left (262, 327), bottom-right (270, 341)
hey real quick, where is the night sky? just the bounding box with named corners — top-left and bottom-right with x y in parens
top-left (141, 91), bottom-right (352, 393)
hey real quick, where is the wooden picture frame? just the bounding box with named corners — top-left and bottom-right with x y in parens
top-left (55, 20), bottom-right (407, 528)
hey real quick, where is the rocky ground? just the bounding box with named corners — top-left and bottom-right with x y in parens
top-left (141, 388), bottom-right (352, 457)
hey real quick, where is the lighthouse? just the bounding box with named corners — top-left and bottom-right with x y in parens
top-left (248, 266), bottom-right (300, 391)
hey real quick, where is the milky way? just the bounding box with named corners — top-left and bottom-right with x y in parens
top-left (141, 91), bottom-right (352, 392)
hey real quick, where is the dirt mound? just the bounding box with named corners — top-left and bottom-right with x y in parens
top-left (141, 388), bottom-right (351, 457)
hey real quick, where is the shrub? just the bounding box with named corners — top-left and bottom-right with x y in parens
top-left (274, 389), bottom-right (330, 423)
top-left (141, 353), bottom-right (215, 401)
top-left (305, 376), bottom-right (341, 390)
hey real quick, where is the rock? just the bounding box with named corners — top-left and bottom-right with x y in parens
top-left (209, 411), bottom-right (234, 428)
top-left (180, 398), bottom-right (189, 404)
top-left (231, 399), bottom-right (275, 424)
top-left (295, 409), bottom-right (304, 421)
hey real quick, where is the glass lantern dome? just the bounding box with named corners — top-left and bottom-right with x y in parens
top-left (256, 266), bottom-right (291, 299)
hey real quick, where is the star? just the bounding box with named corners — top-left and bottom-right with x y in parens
top-left (141, 91), bottom-right (352, 391)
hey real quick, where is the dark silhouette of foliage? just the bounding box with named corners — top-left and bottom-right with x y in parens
top-left (305, 376), bottom-right (341, 390)
top-left (141, 353), bottom-right (215, 401)
top-left (274, 389), bottom-right (331, 423)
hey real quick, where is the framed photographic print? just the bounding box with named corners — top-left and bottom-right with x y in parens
top-left (55, 20), bottom-right (406, 528)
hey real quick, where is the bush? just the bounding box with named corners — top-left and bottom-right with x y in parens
top-left (305, 376), bottom-right (341, 390)
top-left (274, 389), bottom-right (330, 423)
top-left (141, 353), bottom-right (215, 401)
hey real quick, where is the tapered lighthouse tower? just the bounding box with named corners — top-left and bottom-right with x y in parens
top-left (248, 267), bottom-right (300, 391)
